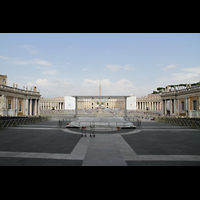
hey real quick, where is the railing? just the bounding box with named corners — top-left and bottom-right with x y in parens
top-left (155, 117), bottom-right (200, 129)
top-left (0, 84), bottom-right (40, 95)
top-left (161, 84), bottom-right (200, 94)
top-left (0, 116), bottom-right (51, 129)
top-left (57, 117), bottom-right (142, 129)
top-left (57, 118), bottom-right (75, 128)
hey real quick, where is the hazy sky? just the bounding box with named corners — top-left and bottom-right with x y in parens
top-left (1, 33), bottom-right (200, 97)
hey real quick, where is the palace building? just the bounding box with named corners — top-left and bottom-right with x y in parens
top-left (40, 83), bottom-right (136, 111)
top-left (159, 83), bottom-right (200, 117)
top-left (40, 83), bottom-right (161, 112)
top-left (39, 80), bottom-right (200, 118)
top-left (136, 94), bottom-right (162, 111)
top-left (0, 75), bottom-right (41, 116)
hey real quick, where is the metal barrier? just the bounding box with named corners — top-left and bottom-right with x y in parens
top-left (155, 117), bottom-right (200, 129)
top-left (65, 120), bottom-right (137, 130)
top-left (0, 116), bottom-right (51, 129)
top-left (57, 117), bottom-right (75, 128)
top-left (127, 117), bottom-right (142, 129)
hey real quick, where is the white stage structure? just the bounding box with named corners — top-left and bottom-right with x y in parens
top-left (65, 96), bottom-right (75, 110)
top-left (127, 95), bottom-right (136, 110)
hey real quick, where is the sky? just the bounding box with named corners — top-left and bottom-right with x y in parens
top-left (0, 33), bottom-right (200, 98)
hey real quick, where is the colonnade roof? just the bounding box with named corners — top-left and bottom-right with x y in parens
top-left (72, 95), bottom-right (131, 99)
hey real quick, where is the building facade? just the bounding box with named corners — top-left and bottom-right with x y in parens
top-left (0, 75), bottom-right (41, 116)
top-left (40, 97), bottom-right (64, 110)
top-left (40, 97), bottom-right (126, 110)
top-left (40, 94), bottom-right (162, 111)
top-left (136, 94), bottom-right (162, 111)
top-left (160, 84), bottom-right (200, 117)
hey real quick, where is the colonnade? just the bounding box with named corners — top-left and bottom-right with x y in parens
top-left (40, 101), bottom-right (64, 110)
top-left (0, 96), bottom-right (40, 116)
top-left (27, 98), bottom-right (40, 115)
top-left (136, 101), bottom-right (162, 110)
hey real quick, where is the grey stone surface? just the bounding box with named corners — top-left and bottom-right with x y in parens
top-left (0, 157), bottom-right (83, 166)
top-left (122, 124), bottom-right (200, 156)
top-left (0, 121), bottom-right (81, 154)
top-left (0, 119), bottom-right (200, 166)
top-left (82, 134), bottom-right (127, 166)
top-left (126, 161), bottom-right (200, 166)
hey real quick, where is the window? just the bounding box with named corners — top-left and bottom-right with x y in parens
top-left (8, 103), bottom-right (11, 109)
top-left (19, 101), bottom-right (22, 111)
top-left (181, 101), bottom-right (185, 112)
top-left (19, 104), bottom-right (21, 111)
top-left (8, 100), bottom-right (11, 109)
top-left (193, 100), bottom-right (197, 111)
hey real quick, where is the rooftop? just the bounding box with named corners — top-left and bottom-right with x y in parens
top-left (72, 95), bottom-right (131, 99)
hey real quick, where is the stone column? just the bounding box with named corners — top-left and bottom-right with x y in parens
top-left (188, 97), bottom-right (190, 117)
top-left (124, 96), bottom-right (127, 118)
top-left (13, 97), bottom-right (16, 115)
top-left (163, 100), bottom-right (165, 115)
top-left (178, 99), bottom-right (179, 116)
top-left (23, 98), bottom-right (26, 116)
top-left (38, 99), bottom-right (40, 115)
top-left (32, 99), bottom-right (34, 115)
top-left (75, 97), bottom-right (78, 118)
top-left (16, 97), bottom-right (18, 116)
top-left (34, 99), bottom-right (38, 115)
top-left (170, 99), bottom-right (173, 115)
top-left (2, 95), bottom-right (7, 116)
top-left (25, 98), bottom-right (28, 116)
top-left (165, 100), bottom-right (167, 114)
top-left (29, 99), bottom-right (32, 115)
top-left (186, 98), bottom-right (188, 113)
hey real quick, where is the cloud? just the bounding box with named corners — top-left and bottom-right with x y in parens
top-left (36, 66), bottom-right (48, 70)
top-left (82, 68), bottom-right (89, 71)
top-left (157, 64), bottom-right (164, 67)
top-left (106, 64), bottom-right (135, 72)
top-left (32, 59), bottom-right (52, 66)
top-left (18, 45), bottom-right (38, 55)
top-left (28, 78), bottom-right (138, 97)
top-left (123, 64), bottom-right (135, 71)
top-left (16, 76), bottom-right (31, 79)
top-left (0, 55), bottom-right (52, 66)
top-left (163, 64), bottom-right (177, 71)
top-left (13, 58), bottom-right (51, 66)
top-left (106, 65), bottom-right (122, 72)
top-left (41, 69), bottom-right (57, 74)
top-left (182, 67), bottom-right (200, 74)
top-left (27, 78), bottom-right (75, 97)
top-left (155, 72), bottom-right (199, 87)
top-left (0, 55), bottom-right (10, 60)
top-left (81, 79), bottom-right (138, 95)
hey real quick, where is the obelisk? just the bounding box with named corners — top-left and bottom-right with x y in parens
top-left (99, 82), bottom-right (101, 112)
